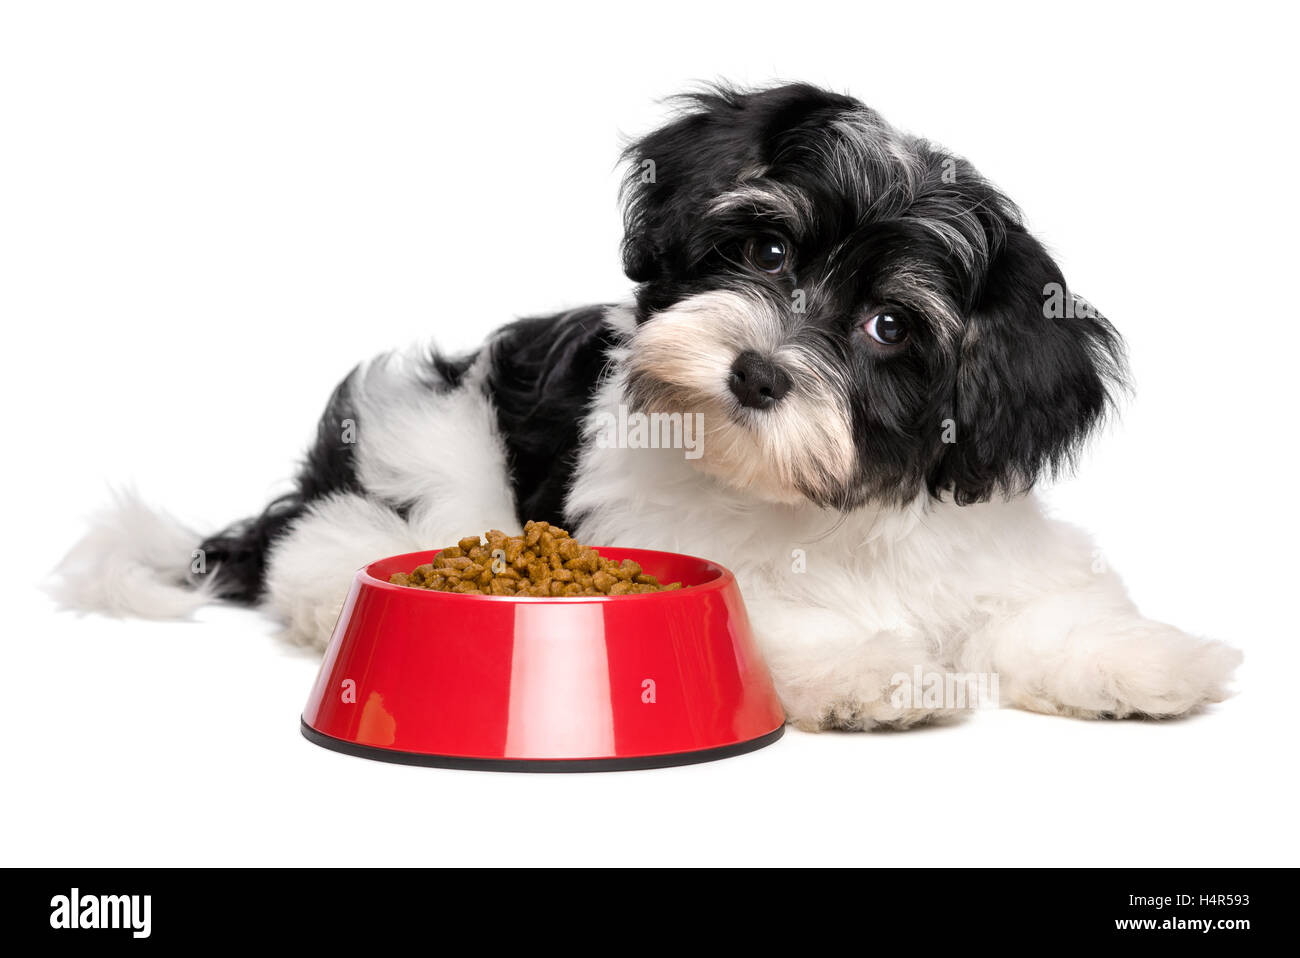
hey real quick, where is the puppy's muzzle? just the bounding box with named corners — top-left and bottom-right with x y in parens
top-left (728, 350), bottom-right (792, 410)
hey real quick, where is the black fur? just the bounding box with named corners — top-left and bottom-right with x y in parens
top-left (621, 83), bottom-right (863, 289)
top-left (197, 367), bottom-right (367, 602)
top-left (201, 308), bottom-right (617, 603)
top-left (201, 81), bottom-right (1126, 603)
top-left (932, 228), bottom-right (1126, 504)
top-left (619, 82), bottom-right (1126, 507)
top-left (422, 349), bottom-right (475, 391)
top-left (484, 306), bottom-right (619, 527)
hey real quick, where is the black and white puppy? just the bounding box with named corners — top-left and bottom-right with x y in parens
top-left (58, 83), bottom-right (1240, 729)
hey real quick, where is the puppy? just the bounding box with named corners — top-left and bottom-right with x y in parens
top-left (56, 83), bottom-right (1240, 729)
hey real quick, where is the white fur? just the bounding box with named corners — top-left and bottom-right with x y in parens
top-left (53, 353), bottom-right (522, 651)
top-left (624, 289), bottom-right (857, 504)
top-left (260, 492), bottom-right (422, 647)
top-left (348, 351), bottom-right (519, 534)
top-left (570, 362), bottom-right (1242, 729)
top-left (707, 181), bottom-right (816, 234)
top-left (57, 309), bottom-right (1241, 727)
top-left (49, 488), bottom-right (216, 619)
top-left (262, 352), bottom-right (521, 647)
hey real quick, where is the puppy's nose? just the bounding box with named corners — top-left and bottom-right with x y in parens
top-left (728, 350), bottom-right (792, 410)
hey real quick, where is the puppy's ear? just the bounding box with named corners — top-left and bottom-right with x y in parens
top-left (619, 93), bottom-right (755, 282)
top-left (931, 227), bottom-right (1127, 504)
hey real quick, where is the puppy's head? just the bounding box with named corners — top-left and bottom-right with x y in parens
top-left (619, 83), bottom-right (1125, 508)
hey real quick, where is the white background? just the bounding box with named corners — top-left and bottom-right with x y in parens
top-left (2, 1), bottom-right (1297, 866)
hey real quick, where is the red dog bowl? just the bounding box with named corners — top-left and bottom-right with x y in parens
top-left (300, 547), bottom-right (785, 771)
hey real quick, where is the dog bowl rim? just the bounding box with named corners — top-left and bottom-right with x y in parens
top-left (300, 718), bottom-right (785, 772)
top-left (360, 545), bottom-right (735, 603)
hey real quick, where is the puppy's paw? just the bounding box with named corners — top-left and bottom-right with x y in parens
top-left (1009, 622), bottom-right (1242, 719)
top-left (272, 595), bottom-right (344, 652)
top-left (789, 699), bottom-right (968, 732)
top-left (752, 607), bottom-right (985, 732)
top-left (778, 671), bottom-right (974, 732)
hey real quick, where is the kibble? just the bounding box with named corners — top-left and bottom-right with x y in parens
top-left (388, 520), bottom-right (684, 596)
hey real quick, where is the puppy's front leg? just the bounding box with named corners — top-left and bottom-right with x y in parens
top-left (746, 596), bottom-right (963, 731)
top-left (956, 523), bottom-right (1241, 719)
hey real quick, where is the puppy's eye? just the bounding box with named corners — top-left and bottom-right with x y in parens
top-left (744, 235), bottom-right (789, 274)
top-left (864, 312), bottom-right (909, 346)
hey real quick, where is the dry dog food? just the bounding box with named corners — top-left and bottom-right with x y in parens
top-left (389, 520), bottom-right (684, 597)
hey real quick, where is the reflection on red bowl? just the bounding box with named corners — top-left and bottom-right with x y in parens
top-left (300, 547), bottom-right (785, 771)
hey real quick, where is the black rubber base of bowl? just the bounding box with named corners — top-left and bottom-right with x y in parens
top-left (300, 718), bottom-right (785, 772)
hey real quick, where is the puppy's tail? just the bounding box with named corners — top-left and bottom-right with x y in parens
top-left (48, 488), bottom-right (220, 619)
